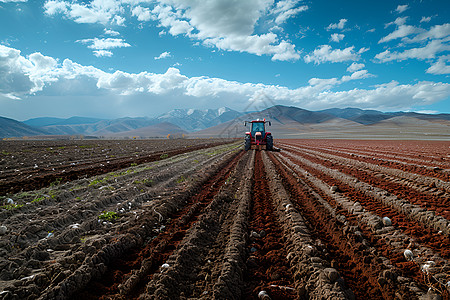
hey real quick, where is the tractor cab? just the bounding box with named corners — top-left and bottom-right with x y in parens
top-left (244, 119), bottom-right (273, 151)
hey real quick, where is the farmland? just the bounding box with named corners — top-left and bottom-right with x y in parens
top-left (0, 139), bottom-right (449, 300)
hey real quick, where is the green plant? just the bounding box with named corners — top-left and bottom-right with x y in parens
top-left (31, 196), bottom-right (45, 203)
top-left (99, 211), bottom-right (119, 222)
top-left (89, 178), bottom-right (107, 186)
top-left (160, 154), bottom-right (168, 159)
top-left (177, 176), bottom-right (186, 184)
top-left (1, 204), bottom-right (24, 210)
top-left (1, 150), bottom-right (10, 155)
top-left (131, 163), bottom-right (137, 167)
top-left (48, 190), bottom-right (59, 199)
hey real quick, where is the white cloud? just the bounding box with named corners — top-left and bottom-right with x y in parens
top-left (341, 69), bottom-right (372, 82)
top-left (327, 19), bottom-right (347, 31)
top-left (43, 0), bottom-right (68, 15)
top-left (42, 0), bottom-right (302, 61)
top-left (330, 33), bottom-right (344, 42)
top-left (347, 62), bottom-right (365, 72)
top-left (2, 45), bottom-right (449, 114)
top-left (426, 55), bottom-right (450, 75)
top-left (104, 28), bottom-right (120, 36)
top-left (385, 17), bottom-right (407, 28)
top-left (395, 5), bottom-right (408, 13)
top-left (205, 33), bottom-right (300, 61)
top-left (375, 39), bottom-right (450, 62)
top-left (77, 38), bottom-right (131, 50)
top-left (271, 0), bottom-right (308, 25)
top-left (149, 0), bottom-right (300, 61)
top-left (304, 45), bottom-right (366, 64)
top-left (379, 24), bottom-right (421, 43)
top-left (93, 50), bottom-right (113, 57)
top-left (44, 0), bottom-right (123, 25)
top-left (154, 51), bottom-right (171, 60)
top-left (131, 5), bottom-right (152, 22)
top-left (0, 45), bottom-right (58, 97)
top-left (420, 16), bottom-right (431, 23)
top-left (404, 23), bottom-right (450, 43)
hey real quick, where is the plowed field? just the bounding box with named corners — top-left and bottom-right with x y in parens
top-left (0, 139), bottom-right (449, 300)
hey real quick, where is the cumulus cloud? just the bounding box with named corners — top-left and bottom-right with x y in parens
top-left (77, 38), bottom-right (131, 50)
top-left (148, 0), bottom-right (301, 61)
top-left (154, 51), bottom-right (171, 60)
top-left (375, 39), bottom-right (450, 62)
top-left (347, 62), bottom-right (365, 72)
top-left (426, 55), bottom-right (450, 75)
top-left (42, 0), bottom-right (304, 61)
top-left (404, 23), bottom-right (450, 43)
top-left (395, 5), bottom-right (408, 14)
top-left (304, 45), bottom-right (367, 64)
top-left (379, 24), bottom-right (421, 43)
top-left (93, 50), bottom-right (113, 57)
top-left (327, 19), bottom-right (347, 31)
top-left (76, 37), bottom-right (131, 56)
top-left (330, 33), bottom-right (344, 42)
top-left (131, 5), bottom-right (152, 22)
top-left (44, 0), bottom-right (123, 25)
top-left (104, 29), bottom-right (120, 36)
top-left (2, 45), bottom-right (449, 113)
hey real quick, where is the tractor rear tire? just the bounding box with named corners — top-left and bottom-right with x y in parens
top-left (266, 135), bottom-right (273, 151)
top-left (245, 136), bottom-right (251, 151)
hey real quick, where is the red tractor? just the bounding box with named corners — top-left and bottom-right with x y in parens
top-left (244, 119), bottom-right (273, 151)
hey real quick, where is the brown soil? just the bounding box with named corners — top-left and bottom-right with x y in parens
top-left (1, 139), bottom-right (449, 300)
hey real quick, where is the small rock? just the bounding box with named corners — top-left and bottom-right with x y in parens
top-left (258, 290), bottom-right (271, 300)
top-left (0, 225), bottom-right (7, 235)
top-left (69, 224), bottom-right (80, 229)
top-left (382, 217), bottom-right (392, 226)
top-left (330, 186), bottom-right (339, 193)
top-left (403, 249), bottom-right (414, 261)
top-left (161, 263), bottom-right (170, 269)
top-left (250, 231), bottom-right (260, 239)
top-left (6, 198), bottom-right (14, 204)
top-left (259, 230), bottom-right (266, 237)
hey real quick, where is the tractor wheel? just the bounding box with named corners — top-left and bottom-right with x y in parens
top-left (266, 135), bottom-right (273, 151)
top-left (244, 136), bottom-right (251, 151)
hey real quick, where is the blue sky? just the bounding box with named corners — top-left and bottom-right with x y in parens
top-left (0, 0), bottom-right (449, 120)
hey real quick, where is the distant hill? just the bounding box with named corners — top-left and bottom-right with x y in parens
top-left (0, 116), bottom-right (48, 138)
top-left (24, 116), bottom-right (104, 127)
top-left (107, 122), bottom-right (188, 138)
top-left (191, 105), bottom-right (450, 140)
top-left (4, 106), bottom-right (450, 139)
top-left (155, 107), bottom-right (242, 131)
top-left (22, 107), bottom-right (241, 136)
top-left (40, 117), bottom-right (156, 136)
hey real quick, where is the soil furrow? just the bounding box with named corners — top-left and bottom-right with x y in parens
top-left (241, 151), bottom-right (295, 300)
top-left (0, 140), bottom-right (234, 196)
top-left (271, 152), bottom-right (445, 298)
top-left (280, 149), bottom-right (450, 258)
top-left (281, 143), bottom-right (450, 219)
top-left (279, 140), bottom-right (450, 182)
top-left (72, 150), bottom-right (245, 299)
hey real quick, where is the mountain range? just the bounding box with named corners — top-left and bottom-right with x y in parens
top-left (1, 106), bottom-right (449, 139)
